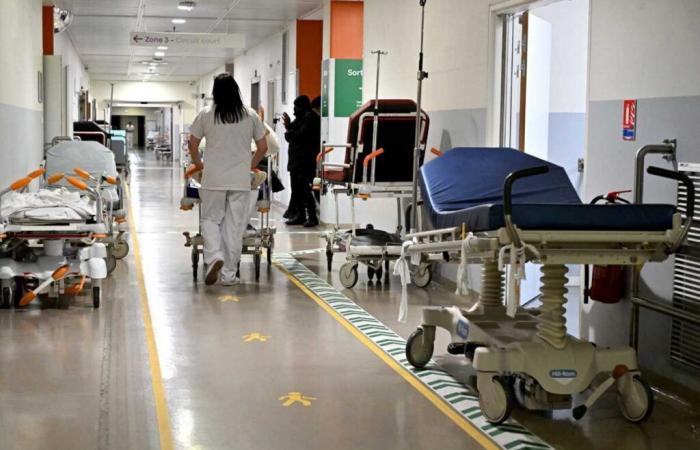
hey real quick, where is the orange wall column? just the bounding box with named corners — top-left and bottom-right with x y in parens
top-left (296, 20), bottom-right (323, 99)
top-left (42, 5), bottom-right (54, 55)
top-left (330, 1), bottom-right (364, 59)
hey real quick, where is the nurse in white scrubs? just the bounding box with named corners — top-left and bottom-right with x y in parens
top-left (188, 73), bottom-right (268, 286)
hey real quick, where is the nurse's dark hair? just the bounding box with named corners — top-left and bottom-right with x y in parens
top-left (212, 73), bottom-right (246, 124)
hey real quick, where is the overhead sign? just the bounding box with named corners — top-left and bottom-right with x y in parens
top-left (129, 31), bottom-right (245, 49)
top-left (622, 99), bottom-right (637, 141)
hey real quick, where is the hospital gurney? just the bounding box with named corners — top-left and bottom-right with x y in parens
top-left (46, 140), bottom-right (130, 273)
top-left (181, 160), bottom-right (276, 282)
top-left (398, 146), bottom-right (693, 424)
top-left (314, 99), bottom-right (429, 288)
top-left (110, 129), bottom-right (131, 181)
top-left (0, 169), bottom-right (109, 308)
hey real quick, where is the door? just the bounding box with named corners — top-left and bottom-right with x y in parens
top-left (251, 82), bottom-right (260, 110)
top-left (266, 81), bottom-right (276, 126)
top-left (500, 12), bottom-right (526, 149)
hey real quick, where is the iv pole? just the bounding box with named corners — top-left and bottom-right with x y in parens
top-left (370, 49), bottom-right (388, 185)
top-left (410, 0), bottom-right (428, 233)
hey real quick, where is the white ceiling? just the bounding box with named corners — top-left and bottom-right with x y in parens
top-left (54, 0), bottom-right (324, 82)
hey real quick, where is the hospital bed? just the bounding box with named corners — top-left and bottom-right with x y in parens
top-left (181, 160), bottom-right (276, 282)
top-left (314, 99), bottom-right (429, 288)
top-left (110, 129), bottom-right (131, 181)
top-left (45, 140), bottom-right (130, 273)
top-left (0, 168), bottom-right (110, 308)
top-left (398, 146), bottom-right (693, 424)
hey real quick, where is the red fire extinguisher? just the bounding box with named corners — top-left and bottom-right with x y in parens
top-left (583, 190), bottom-right (631, 304)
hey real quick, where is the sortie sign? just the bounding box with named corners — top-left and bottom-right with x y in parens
top-left (129, 32), bottom-right (245, 49)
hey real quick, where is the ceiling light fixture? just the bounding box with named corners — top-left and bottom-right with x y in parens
top-left (177, 1), bottom-right (196, 11)
top-left (154, 51), bottom-right (165, 57)
top-left (157, 46), bottom-right (168, 50)
top-left (171, 18), bottom-right (186, 24)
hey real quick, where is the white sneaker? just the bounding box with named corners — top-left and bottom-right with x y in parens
top-left (220, 276), bottom-right (240, 287)
top-left (205, 259), bottom-right (224, 286)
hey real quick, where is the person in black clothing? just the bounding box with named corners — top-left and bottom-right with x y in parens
top-left (283, 95), bottom-right (320, 227)
top-left (282, 95), bottom-right (311, 221)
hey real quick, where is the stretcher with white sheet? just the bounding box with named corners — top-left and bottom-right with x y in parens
top-left (397, 145), bottom-right (694, 424)
top-left (0, 168), bottom-right (110, 308)
top-left (46, 140), bottom-right (130, 273)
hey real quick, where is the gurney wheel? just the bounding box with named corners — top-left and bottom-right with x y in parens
top-left (112, 240), bottom-right (129, 260)
top-left (478, 375), bottom-right (514, 425)
top-left (105, 254), bottom-right (117, 275)
top-left (92, 286), bottom-right (101, 309)
top-left (1, 287), bottom-right (12, 309)
top-left (339, 263), bottom-right (358, 289)
top-left (326, 248), bottom-right (333, 272)
top-left (413, 264), bottom-right (432, 288)
top-left (191, 248), bottom-right (200, 281)
top-left (254, 252), bottom-right (261, 281)
top-left (617, 375), bottom-right (654, 423)
top-left (406, 327), bottom-right (434, 369)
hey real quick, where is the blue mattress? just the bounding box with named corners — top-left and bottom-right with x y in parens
top-left (420, 147), bottom-right (676, 231)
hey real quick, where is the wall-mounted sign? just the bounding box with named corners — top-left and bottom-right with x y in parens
top-left (129, 32), bottom-right (245, 49)
top-left (622, 99), bottom-right (637, 141)
top-left (334, 59), bottom-right (363, 118)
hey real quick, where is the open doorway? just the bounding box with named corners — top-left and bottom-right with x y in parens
top-left (251, 81), bottom-right (261, 110)
top-left (495, 0), bottom-right (590, 336)
top-left (499, 0), bottom-right (589, 193)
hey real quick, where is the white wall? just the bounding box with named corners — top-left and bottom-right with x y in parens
top-left (531, 0), bottom-right (590, 114)
top-left (588, 0), bottom-right (700, 102)
top-left (0, 0), bottom-right (44, 187)
top-left (54, 31), bottom-right (90, 126)
top-left (91, 80), bottom-right (197, 125)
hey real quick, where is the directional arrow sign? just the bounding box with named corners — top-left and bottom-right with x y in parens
top-left (129, 31), bottom-right (245, 49)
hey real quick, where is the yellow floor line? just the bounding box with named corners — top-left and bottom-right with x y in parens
top-left (125, 184), bottom-right (175, 450)
top-left (274, 263), bottom-right (498, 450)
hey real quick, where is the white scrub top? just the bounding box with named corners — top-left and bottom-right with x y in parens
top-left (190, 106), bottom-right (266, 191)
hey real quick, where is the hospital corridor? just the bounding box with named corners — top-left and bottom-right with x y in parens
top-left (1, 1), bottom-right (700, 449)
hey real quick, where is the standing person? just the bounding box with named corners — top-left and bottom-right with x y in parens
top-left (188, 73), bottom-right (268, 286)
top-left (282, 95), bottom-right (311, 224)
top-left (299, 96), bottom-right (322, 227)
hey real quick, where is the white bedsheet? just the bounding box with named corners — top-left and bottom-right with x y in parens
top-left (2, 188), bottom-right (95, 222)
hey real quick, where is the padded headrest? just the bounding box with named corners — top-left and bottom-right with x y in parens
top-left (347, 99), bottom-right (429, 146)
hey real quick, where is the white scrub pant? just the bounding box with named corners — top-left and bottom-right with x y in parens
top-left (200, 189), bottom-right (251, 281)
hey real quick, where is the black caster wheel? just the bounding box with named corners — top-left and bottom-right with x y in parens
top-left (413, 264), bottom-right (432, 288)
top-left (13, 278), bottom-right (24, 308)
top-left (191, 248), bottom-right (199, 281)
top-left (339, 263), bottom-right (358, 289)
top-left (105, 254), bottom-right (117, 275)
top-left (254, 252), bottom-right (261, 281)
top-left (1, 286), bottom-right (12, 309)
top-left (617, 375), bottom-right (654, 423)
top-left (478, 376), bottom-right (515, 425)
top-left (112, 240), bottom-right (129, 259)
top-left (92, 286), bottom-right (101, 309)
top-left (326, 248), bottom-right (333, 272)
top-left (406, 327), bottom-right (434, 369)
